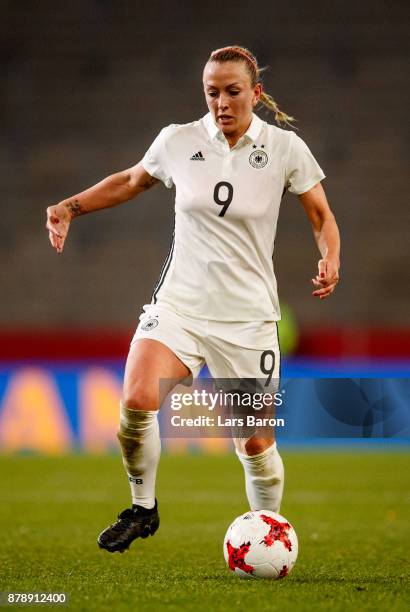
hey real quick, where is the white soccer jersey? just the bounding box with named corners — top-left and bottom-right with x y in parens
top-left (141, 112), bottom-right (325, 322)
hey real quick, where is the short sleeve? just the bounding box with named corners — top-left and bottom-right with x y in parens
top-left (285, 132), bottom-right (325, 194)
top-left (141, 127), bottom-right (174, 189)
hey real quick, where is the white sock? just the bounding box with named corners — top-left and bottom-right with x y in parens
top-left (117, 402), bottom-right (160, 509)
top-left (236, 442), bottom-right (284, 512)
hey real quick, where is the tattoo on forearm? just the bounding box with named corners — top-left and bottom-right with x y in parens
top-left (64, 199), bottom-right (87, 217)
top-left (140, 176), bottom-right (159, 191)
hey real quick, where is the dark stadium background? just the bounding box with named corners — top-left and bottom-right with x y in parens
top-left (0, 0), bottom-right (408, 447)
top-left (1, 4), bottom-right (409, 610)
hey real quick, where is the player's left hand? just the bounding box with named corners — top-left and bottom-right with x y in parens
top-left (311, 258), bottom-right (340, 299)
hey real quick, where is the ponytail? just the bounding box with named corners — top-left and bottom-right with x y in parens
top-left (259, 92), bottom-right (295, 128)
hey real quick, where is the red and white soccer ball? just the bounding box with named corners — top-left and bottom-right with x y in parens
top-left (223, 510), bottom-right (298, 579)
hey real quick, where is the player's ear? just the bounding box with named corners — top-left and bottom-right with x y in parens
top-left (252, 83), bottom-right (262, 107)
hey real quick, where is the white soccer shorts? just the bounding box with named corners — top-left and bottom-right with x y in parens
top-left (131, 303), bottom-right (281, 383)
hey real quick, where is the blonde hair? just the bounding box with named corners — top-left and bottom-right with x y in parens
top-left (208, 45), bottom-right (296, 128)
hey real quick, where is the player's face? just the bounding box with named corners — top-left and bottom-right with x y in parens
top-left (203, 61), bottom-right (262, 142)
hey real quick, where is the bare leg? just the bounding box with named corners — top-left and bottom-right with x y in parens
top-left (123, 338), bottom-right (190, 410)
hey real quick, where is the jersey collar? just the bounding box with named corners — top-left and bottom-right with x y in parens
top-left (203, 112), bottom-right (263, 145)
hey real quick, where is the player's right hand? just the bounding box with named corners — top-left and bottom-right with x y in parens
top-left (46, 203), bottom-right (71, 253)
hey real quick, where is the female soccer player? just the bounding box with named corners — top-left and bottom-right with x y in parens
top-left (46, 46), bottom-right (340, 553)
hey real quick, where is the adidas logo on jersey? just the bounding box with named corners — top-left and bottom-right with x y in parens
top-left (190, 151), bottom-right (205, 161)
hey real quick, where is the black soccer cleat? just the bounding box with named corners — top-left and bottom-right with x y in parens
top-left (97, 500), bottom-right (160, 553)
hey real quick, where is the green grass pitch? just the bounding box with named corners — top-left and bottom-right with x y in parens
top-left (0, 450), bottom-right (409, 611)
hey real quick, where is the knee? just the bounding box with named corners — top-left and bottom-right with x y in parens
top-left (240, 436), bottom-right (274, 456)
top-left (122, 383), bottom-right (159, 411)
